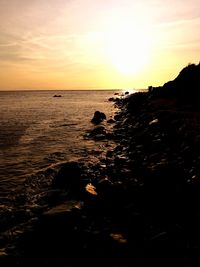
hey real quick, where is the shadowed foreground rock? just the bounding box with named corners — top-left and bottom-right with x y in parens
top-left (52, 162), bottom-right (82, 191)
top-left (91, 111), bottom-right (106, 124)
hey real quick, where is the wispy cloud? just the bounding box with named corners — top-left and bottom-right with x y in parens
top-left (0, 28), bottom-right (106, 78)
top-left (0, 0), bottom-right (200, 89)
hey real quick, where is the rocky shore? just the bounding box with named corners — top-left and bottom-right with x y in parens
top-left (1, 63), bottom-right (200, 266)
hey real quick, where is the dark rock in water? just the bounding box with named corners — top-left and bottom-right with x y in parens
top-left (93, 134), bottom-right (107, 140)
top-left (89, 126), bottom-right (106, 137)
top-left (125, 91), bottom-right (129, 95)
top-left (96, 177), bottom-right (113, 197)
top-left (53, 94), bottom-right (62, 97)
top-left (43, 200), bottom-right (83, 217)
top-left (114, 114), bottom-right (122, 121)
top-left (107, 118), bottom-right (115, 124)
top-left (91, 111), bottom-right (106, 124)
top-left (52, 161), bottom-right (82, 193)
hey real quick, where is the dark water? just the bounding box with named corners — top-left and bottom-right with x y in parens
top-left (0, 90), bottom-right (120, 204)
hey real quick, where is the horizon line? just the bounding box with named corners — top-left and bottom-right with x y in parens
top-left (0, 88), bottom-right (143, 92)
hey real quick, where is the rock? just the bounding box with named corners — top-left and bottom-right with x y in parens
top-left (106, 132), bottom-right (114, 140)
top-left (93, 134), bottom-right (107, 140)
top-left (114, 114), bottom-right (121, 121)
top-left (91, 111), bottom-right (106, 124)
top-left (106, 150), bottom-right (113, 158)
top-left (52, 162), bottom-right (82, 194)
top-left (53, 95), bottom-right (62, 97)
top-left (85, 183), bottom-right (98, 196)
top-left (89, 126), bottom-right (106, 137)
top-left (97, 177), bottom-right (113, 193)
top-left (149, 118), bottom-right (159, 125)
top-left (107, 118), bottom-right (115, 124)
top-left (43, 200), bottom-right (83, 217)
top-left (114, 155), bottom-right (128, 165)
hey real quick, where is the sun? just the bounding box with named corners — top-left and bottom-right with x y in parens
top-left (106, 27), bottom-right (152, 75)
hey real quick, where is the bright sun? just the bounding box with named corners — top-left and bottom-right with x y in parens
top-left (106, 27), bottom-right (152, 75)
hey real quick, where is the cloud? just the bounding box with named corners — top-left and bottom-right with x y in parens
top-left (0, 27), bottom-right (106, 77)
top-left (0, 0), bottom-right (200, 89)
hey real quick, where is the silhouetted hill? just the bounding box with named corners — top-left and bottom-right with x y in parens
top-left (152, 62), bottom-right (200, 103)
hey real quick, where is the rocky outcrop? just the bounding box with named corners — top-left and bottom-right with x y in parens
top-left (91, 111), bottom-right (106, 124)
top-left (151, 62), bottom-right (200, 105)
top-left (52, 161), bottom-right (84, 198)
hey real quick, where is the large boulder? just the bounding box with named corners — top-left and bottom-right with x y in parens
top-left (91, 111), bottom-right (106, 124)
top-left (52, 162), bottom-right (82, 194)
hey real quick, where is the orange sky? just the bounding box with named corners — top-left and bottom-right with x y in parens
top-left (0, 0), bottom-right (200, 90)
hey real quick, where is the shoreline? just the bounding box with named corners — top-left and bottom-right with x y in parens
top-left (1, 63), bottom-right (200, 266)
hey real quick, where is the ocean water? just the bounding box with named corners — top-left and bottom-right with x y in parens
top-left (0, 90), bottom-right (120, 208)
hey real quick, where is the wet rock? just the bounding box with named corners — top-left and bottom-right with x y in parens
top-left (39, 189), bottom-right (68, 207)
top-left (91, 111), bottom-right (106, 124)
top-left (15, 193), bottom-right (27, 206)
top-left (106, 132), bottom-right (114, 140)
top-left (106, 150), bottom-right (113, 158)
top-left (114, 114), bottom-right (121, 121)
top-left (107, 118), bottom-right (115, 124)
top-left (149, 118), bottom-right (159, 125)
top-left (97, 177), bottom-right (113, 194)
top-left (52, 161), bottom-right (83, 194)
top-left (53, 94), bottom-right (62, 97)
top-left (93, 134), bottom-right (107, 141)
top-left (114, 155), bottom-right (128, 166)
top-left (85, 183), bottom-right (98, 196)
top-left (43, 200), bottom-right (83, 217)
top-left (114, 145), bottom-right (123, 153)
top-left (89, 126), bottom-right (106, 137)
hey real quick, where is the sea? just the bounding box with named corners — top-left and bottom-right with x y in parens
top-left (0, 90), bottom-right (126, 235)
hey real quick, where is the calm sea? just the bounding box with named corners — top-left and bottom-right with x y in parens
top-left (0, 89), bottom-right (139, 247)
top-left (0, 90), bottom-right (121, 198)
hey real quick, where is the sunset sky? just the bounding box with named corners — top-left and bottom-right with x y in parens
top-left (0, 0), bottom-right (200, 90)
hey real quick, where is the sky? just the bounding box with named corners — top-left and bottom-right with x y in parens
top-left (0, 0), bottom-right (200, 90)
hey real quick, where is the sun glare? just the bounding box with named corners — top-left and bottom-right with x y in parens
top-left (106, 27), bottom-right (152, 75)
